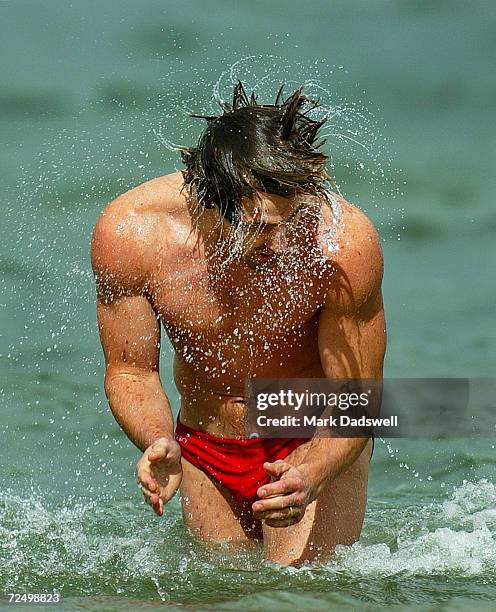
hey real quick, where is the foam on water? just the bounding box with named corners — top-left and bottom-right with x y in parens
top-left (1, 479), bottom-right (494, 602)
top-left (0, 488), bottom-right (189, 596)
top-left (334, 479), bottom-right (496, 577)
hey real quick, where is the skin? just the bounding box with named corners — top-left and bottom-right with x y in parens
top-left (91, 170), bottom-right (386, 566)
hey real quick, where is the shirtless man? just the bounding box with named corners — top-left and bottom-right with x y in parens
top-left (90, 83), bottom-right (386, 566)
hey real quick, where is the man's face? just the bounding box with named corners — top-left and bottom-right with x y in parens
top-left (239, 192), bottom-right (306, 268)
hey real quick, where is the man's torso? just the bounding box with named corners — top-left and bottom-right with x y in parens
top-left (110, 171), bottom-right (353, 436)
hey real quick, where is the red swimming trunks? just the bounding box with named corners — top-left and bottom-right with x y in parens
top-left (175, 420), bottom-right (309, 513)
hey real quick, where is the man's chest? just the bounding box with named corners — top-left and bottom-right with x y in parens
top-left (147, 253), bottom-right (327, 345)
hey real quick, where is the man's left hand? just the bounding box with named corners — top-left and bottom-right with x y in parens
top-left (251, 460), bottom-right (315, 527)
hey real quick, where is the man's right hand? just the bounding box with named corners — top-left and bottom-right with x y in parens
top-left (135, 437), bottom-right (182, 516)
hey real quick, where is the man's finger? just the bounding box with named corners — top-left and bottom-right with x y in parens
top-left (139, 481), bottom-right (155, 496)
top-left (138, 473), bottom-right (157, 493)
top-left (136, 463), bottom-right (156, 489)
top-left (263, 460), bottom-right (291, 478)
top-left (150, 494), bottom-right (164, 516)
top-left (139, 484), bottom-right (154, 506)
top-left (148, 445), bottom-right (168, 461)
top-left (264, 516), bottom-right (301, 528)
top-left (147, 478), bottom-right (157, 492)
top-left (149, 492), bottom-right (160, 510)
top-left (156, 472), bottom-right (182, 504)
top-left (252, 492), bottom-right (302, 517)
top-left (257, 507), bottom-right (304, 522)
top-left (149, 449), bottom-right (181, 467)
top-left (257, 477), bottom-right (299, 500)
top-left (263, 504), bottom-right (304, 526)
top-left (253, 490), bottom-right (302, 511)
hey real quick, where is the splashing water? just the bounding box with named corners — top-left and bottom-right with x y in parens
top-left (3, 54), bottom-right (400, 389)
top-left (1, 479), bottom-right (494, 605)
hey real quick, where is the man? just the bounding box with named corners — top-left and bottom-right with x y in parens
top-left (91, 82), bottom-right (386, 566)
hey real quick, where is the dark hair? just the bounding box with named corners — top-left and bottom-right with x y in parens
top-left (179, 82), bottom-right (330, 224)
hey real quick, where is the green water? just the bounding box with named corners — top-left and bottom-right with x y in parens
top-left (1, 1), bottom-right (495, 609)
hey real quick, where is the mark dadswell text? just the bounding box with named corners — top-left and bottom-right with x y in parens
top-left (256, 415), bottom-right (399, 428)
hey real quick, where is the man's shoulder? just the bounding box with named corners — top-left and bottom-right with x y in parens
top-left (92, 171), bottom-right (187, 244)
top-left (101, 170), bottom-right (186, 220)
top-left (90, 171), bottom-right (186, 289)
top-left (319, 193), bottom-right (384, 312)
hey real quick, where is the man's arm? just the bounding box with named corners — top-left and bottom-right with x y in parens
top-left (91, 199), bottom-right (174, 452)
top-left (252, 203), bottom-right (386, 526)
top-left (297, 203), bottom-right (386, 498)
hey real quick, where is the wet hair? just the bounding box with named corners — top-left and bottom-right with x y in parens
top-left (179, 81), bottom-right (331, 224)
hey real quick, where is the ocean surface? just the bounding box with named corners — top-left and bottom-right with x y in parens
top-left (1, 1), bottom-right (495, 609)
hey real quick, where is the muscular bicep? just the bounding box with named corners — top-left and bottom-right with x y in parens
top-left (318, 203), bottom-right (386, 378)
top-left (318, 289), bottom-right (386, 378)
top-left (91, 200), bottom-right (160, 378)
top-left (96, 293), bottom-right (161, 377)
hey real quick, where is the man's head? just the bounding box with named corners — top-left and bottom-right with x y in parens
top-left (180, 82), bottom-right (330, 227)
